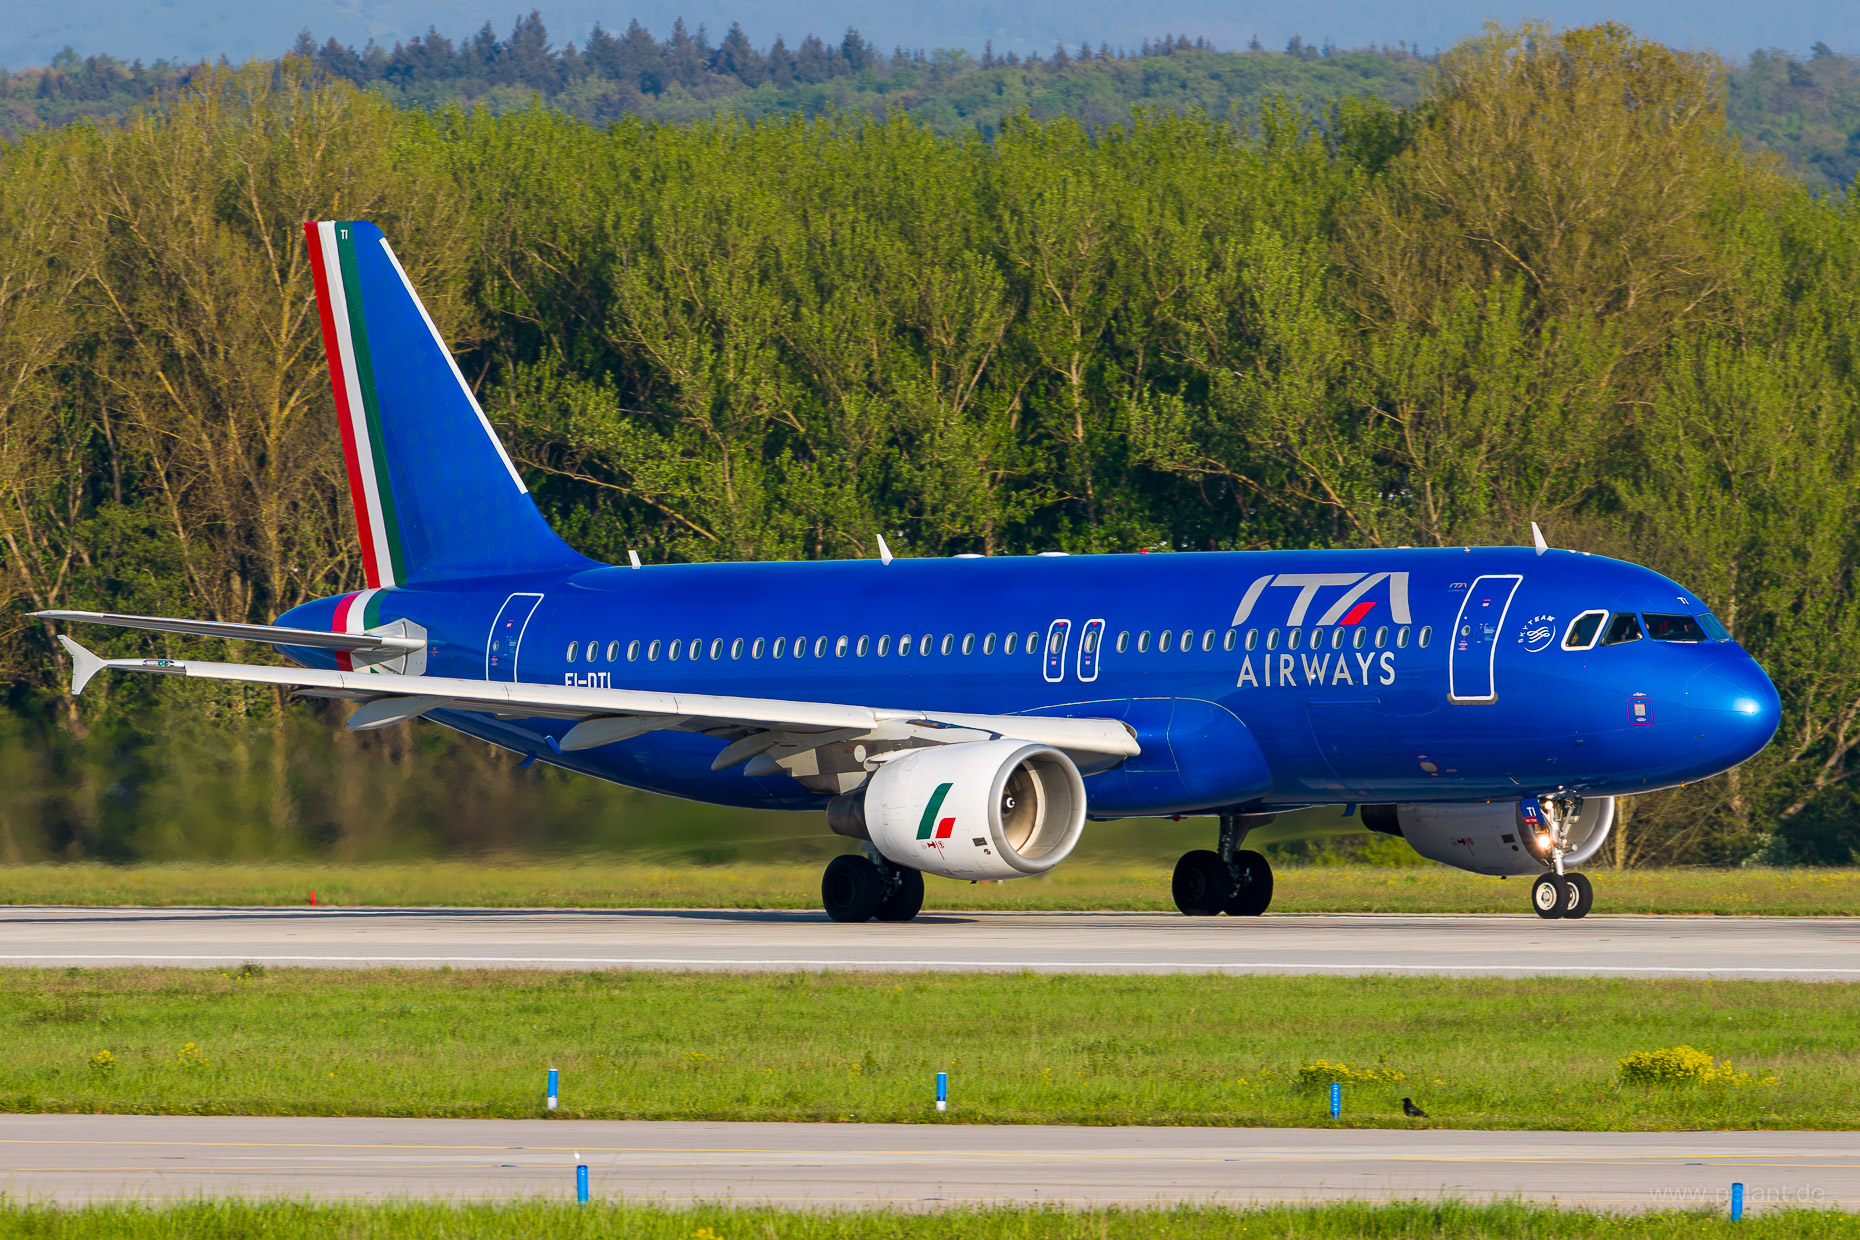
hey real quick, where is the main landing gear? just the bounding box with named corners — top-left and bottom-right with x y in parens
top-left (821, 851), bottom-right (925, 923)
top-left (1172, 814), bottom-right (1274, 917)
top-left (1531, 871), bottom-right (1594, 920)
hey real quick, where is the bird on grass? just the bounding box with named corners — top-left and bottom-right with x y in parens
top-left (1401, 1097), bottom-right (1428, 1118)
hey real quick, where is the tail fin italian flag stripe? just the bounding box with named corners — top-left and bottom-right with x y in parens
top-left (306, 221), bottom-right (407, 589)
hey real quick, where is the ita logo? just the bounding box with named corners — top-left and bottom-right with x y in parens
top-left (1516, 614), bottom-right (1557, 653)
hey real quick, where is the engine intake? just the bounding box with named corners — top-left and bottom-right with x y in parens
top-left (829, 740), bottom-right (1087, 882)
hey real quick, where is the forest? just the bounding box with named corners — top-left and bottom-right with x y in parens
top-left (4, 14), bottom-right (1860, 192)
top-left (2, 21), bottom-right (1859, 867)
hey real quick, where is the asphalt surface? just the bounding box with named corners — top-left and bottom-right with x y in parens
top-left (0, 907), bottom-right (1854, 979)
top-left (0, 1115), bottom-right (1849, 1210)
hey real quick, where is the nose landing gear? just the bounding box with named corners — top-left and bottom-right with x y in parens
top-left (1531, 870), bottom-right (1594, 920)
top-left (1527, 793), bottom-right (1594, 920)
top-left (1172, 814), bottom-right (1275, 917)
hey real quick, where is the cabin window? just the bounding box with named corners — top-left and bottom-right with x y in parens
top-left (877, 635), bottom-right (890, 656)
top-left (1223, 629), bottom-right (1237, 651)
top-left (1245, 629), bottom-right (1259, 651)
top-left (772, 637), bottom-right (787, 659)
top-left (709, 638), bottom-right (724, 660)
top-left (1265, 628), bottom-right (1280, 651)
top-left (1201, 629), bottom-right (1215, 651)
top-left (751, 637), bottom-right (765, 659)
top-left (565, 641), bottom-right (579, 662)
top-left (941, 633), bottom-right (955, 656)
top-left (585, 641), bottom-right (599, 663)
top-left (834, 636), bottom-right (849, 657)
top-left (667, 640), bottom-right (681, 662)
top-left (1352, 627), bottom-right (1367, 650)
top-left (1699, 613), bottom-right (1731, 642)
top-left (1026, 631), bottom-right (1040, 653)
top-left (1082, 629), bottom-right (1098, 655)
top-left (1115, 631), bottom-right (1129, 653)
top-left (1309, 629), bottom-right (1324, 650)
top-left (1374, 626), bottom-right (1388, 649)
top-left (1602, 613), bottom-right (1643, 646)
top-left (1181, 629), bottom-right (1195, 651)
top-left (1006, 632), bottom-right (1020, 655)
top-left (627, 640), bottom-right (641, 661)
top-left (814, 636), bottom-right (828, 657)
top-left (606, 641), bottom-right (621, 662)
top-left (962, 634), bottom-right (976, 655)
top-left (1137, 630), bottom-right (1151, 652)
top-left (923, 633), bottom-right (936, 656)
top-left (1419, 626), bottom-right (1433, 648)
top-left (858, 636), bottom-right (872, 656)
top-left (1395, 626), bottom-right (1410, 649)
top-left (1287, 628), bottom-right (1302, 651)
top-left (1645, 613), bottom-right (1708, 643)
top-left (689, 639), bottom-right (703, 660)
top-left (1159, 629), bottom-right (1174, 652)
top-left (983, 633), bottom-right (997, 654)
top-left (898, 634), bottom-right (913, 657)
top-left (730, 638), bottom-right (744, 659)
top-left (646, 640), bottom-right (660, 661)
top-left (1563, 611), bottom-right (1606, 650)
top-left (1329, 628), bottom-right (1345, 650)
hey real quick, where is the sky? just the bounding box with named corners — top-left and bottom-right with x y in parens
top-left (4, 0), bottom-right (1853, 70)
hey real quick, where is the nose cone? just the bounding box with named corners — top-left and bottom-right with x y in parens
top-left (1686, 656), bottom-right (1781, 773)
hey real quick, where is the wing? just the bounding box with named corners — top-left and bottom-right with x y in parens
top-left (50, 636), bottom-right (1140, 775)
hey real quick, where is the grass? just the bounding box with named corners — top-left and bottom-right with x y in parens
top-left (1, 860), bottom-right (1858, 914)
top-left (3, 967), bottom-right (1854, 1130)
top-left (0, 1201), bottom-right (1851, 1237)
top-left (0, 1201), bottom-right (1849, 1238)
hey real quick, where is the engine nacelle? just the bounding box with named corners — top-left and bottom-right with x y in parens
top-left (829, 740), bottom-right (1087, 881)
top-left (1361, 797), bottom-right (1615, 876)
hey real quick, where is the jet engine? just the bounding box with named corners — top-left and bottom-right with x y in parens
top-left (1361, 797), bottom-right (1615, 877)
top-left (827, 739), bottom-right (1087, 882)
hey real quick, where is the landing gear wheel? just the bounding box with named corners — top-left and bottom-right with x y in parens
top-left (1172, 849), bottom-right (1232, 916)
top-left (1531, 872), bottom-right (1566, 919)
top-left (1562, 871), bottom-right (1594, 919)
top-left (1222, 849), bottom-right (1274, 917)
top-left (875, 866), bottom-right (925, 922)
top-left (822, 854), bottom-right (882, 923)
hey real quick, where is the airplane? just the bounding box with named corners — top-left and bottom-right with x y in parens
top-left (36, 221), bottom-right (1780, 924)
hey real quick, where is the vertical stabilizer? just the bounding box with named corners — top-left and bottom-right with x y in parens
top-left (304, 220), bottom-right (594, 585)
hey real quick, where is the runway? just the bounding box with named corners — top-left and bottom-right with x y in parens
top-left (0, 906), bottom-right (1854, 978)
top-left (0, 1114), bottom-right (1849, 1210)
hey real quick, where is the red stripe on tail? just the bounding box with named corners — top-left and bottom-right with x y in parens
top-left (304, 223), bottom-right (382, 589)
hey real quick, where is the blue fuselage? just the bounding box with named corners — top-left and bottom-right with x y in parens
top-left (278, 546), bottom-right (1778, 818)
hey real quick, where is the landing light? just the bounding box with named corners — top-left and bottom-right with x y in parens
top-left (1535, 833), bottom-right (1551, 849)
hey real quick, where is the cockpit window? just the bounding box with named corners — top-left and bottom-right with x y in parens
top-left (1601, 612), bottom-right (1643, 645)
top-left (1644, 613), bottom-right (1707, 642)
top-left (1563, 610), bottom-right (1606, 650)
top-left (1698, 613), bottom-right (1731, 642)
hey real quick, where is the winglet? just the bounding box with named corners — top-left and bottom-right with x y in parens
top-left (57, 635), bottom-right (108, 695)
top-left (876, 535), bottom-right (894, 566)
top-left (1530, 522), bottom-right (1548, 556)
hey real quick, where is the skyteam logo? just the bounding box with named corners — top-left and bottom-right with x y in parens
top-left (1517, 614), bottom-right (1558, 653)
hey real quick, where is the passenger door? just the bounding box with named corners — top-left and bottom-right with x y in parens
top-left (486, 593), bottom-right (544, 682)
top-left (1448, 575), bottom-right (1522, 703)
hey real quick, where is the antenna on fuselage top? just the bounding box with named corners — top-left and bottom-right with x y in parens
top-left (627, 549), bottom-right (642, 569)
top-left (876, 535), bottom-right (894, 566)
top-left (1530, 522), bottom-right (1549, 556)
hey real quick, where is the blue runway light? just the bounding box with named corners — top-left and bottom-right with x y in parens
top-left (1731, 1182), bottom-right (1743, 1220)
top-left (576, 1163), bottom-right (589, 1203)
top-left (936, 1071), bottom-right (948, 1112)
top-left (1329, 1082), bottom-right (1341, 1118)
top-left (547, 1067), bottom-right (559, 1111)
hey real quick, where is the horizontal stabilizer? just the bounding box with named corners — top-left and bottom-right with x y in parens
top-left (32, 610), bottom-right (424, 654)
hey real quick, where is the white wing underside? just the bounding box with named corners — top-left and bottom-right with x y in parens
top-left (51, 633), bottom-right (1139, 789)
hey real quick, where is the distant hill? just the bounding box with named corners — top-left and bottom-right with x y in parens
top-left (1, 14), bottom-right (1855, 193)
